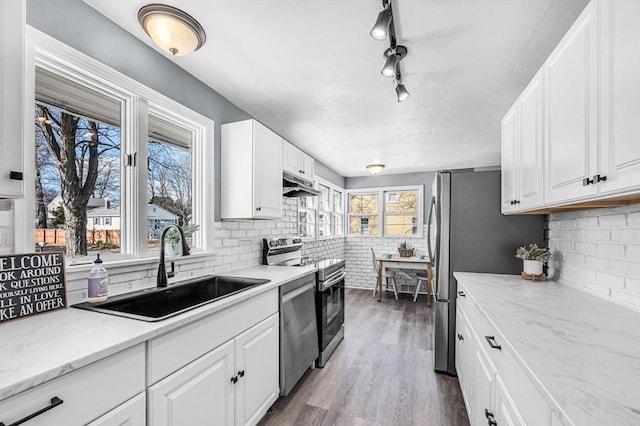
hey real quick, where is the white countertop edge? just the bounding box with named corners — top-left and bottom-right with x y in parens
top-left (0, 265), bottom-right (317, 401)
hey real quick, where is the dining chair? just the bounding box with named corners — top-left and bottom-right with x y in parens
top-left (412, 271), bottom-right (432, 302)
top-left (371, 247), bottom-right (398, 299)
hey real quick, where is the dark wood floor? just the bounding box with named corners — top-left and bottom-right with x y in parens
top-left (259, 288), bottom-right (470, 426)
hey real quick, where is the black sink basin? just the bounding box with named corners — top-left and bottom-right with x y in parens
top-left (73, 275), bottom-right (270, 321)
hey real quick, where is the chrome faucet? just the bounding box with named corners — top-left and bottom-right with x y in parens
top-left (157, 224), bottom-right (191, 288)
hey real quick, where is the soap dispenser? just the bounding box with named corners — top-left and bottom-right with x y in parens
top-left (88, 253), bottom-right (109, 303)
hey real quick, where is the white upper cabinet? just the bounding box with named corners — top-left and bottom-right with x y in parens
top-left (501, 70), bottom-right (544, 214)
top-left (0, 0), bottom-right (25, 198)
top-left (504, 0), bottom-right (640, 212)
top-left (282, 140), bottom-right (314, 183)
top-left (598, 0), bottom-right (640, 195)
top-left (221, 119), bottom-right (283, 219)
top-left (544, 0), bottom-right (599, 204)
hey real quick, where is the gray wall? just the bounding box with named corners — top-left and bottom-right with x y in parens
top-left (26, 0), bottom-right (344, 220)
top-left (346, 171), bottom-right (436, 222)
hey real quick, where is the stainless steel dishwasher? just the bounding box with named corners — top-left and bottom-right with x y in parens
top-left (279, 272), bottom-right (319, 396)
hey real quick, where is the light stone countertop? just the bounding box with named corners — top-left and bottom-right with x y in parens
top-left (454, 272), bottom-right (640, 426)
top-left (0, 265), bottom-right (317, 401)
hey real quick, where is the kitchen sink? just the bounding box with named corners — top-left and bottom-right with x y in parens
top-left (73, 275), bottom-right (271, 321)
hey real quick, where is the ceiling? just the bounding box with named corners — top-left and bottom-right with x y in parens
top-left (84, 0), bottom-right (589, 177)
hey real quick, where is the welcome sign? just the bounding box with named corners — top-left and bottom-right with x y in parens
top-left (0, 252), bottom-right (67, 323)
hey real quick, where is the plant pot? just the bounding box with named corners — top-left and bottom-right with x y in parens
top-left (523, 260), bottom-right (543, 275)
top-left (398, 248), bottom-right (415, 257)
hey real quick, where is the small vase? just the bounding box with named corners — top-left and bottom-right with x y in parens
top-left (523, 260), bottom-right (543, 275)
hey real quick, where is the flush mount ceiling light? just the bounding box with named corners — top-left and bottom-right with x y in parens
top-left (138, 4), bottom-right (206, 56)
top-left (366, 164), bottom-right (386, 175)
top-left (371, 0), bottom-right (410, 100)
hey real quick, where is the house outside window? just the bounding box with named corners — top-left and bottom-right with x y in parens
top-left (348, 186), bottom-right (423, 237)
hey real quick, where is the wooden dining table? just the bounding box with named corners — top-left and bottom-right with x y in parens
top-left (377, 256), bottom-right (433, 304)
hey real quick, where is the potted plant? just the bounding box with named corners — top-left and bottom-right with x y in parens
top-left (398, 240), bottom-right (415, 257)
top-left (515, 243), bottom-right (552, 275)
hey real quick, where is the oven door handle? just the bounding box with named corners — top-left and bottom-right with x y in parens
top-left (320, 271), bottom-right (346, 291)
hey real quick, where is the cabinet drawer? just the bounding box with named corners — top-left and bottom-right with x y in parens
top-left (464, 299), bottom-right (550, 425)
top-left (0, 344), bottom-right (145, 426)
top-left (148, 289), bottom-right (278, 384)
top-left (86, 392), bottom-right (146, 426)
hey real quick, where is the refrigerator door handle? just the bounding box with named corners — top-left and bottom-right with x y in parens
top-left (427, 195), bottom-right (448, 303)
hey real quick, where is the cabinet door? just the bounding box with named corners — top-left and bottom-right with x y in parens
top-left (86, 393), bottom-right (146, 426)
top-left (299, 151), bottom-right (314, 181)
top-left (455, 306), bottom-right (474, 416)
top-left (598, 0), bottom-right (640, 194)
top-left (0, 0), bottom-right (25, 198)
top-left (234, 313), bottom-right (280, 426)
top-left (544, 1), bottom-right (598, 204)
top-left (253, 121), bottom-right (283, 218)
top-left (517, 70), bottom-right (544, 210)
top-left (283, 140), bottom-right (301, 176)
top-left (148, 340), bottom-right (235, 426)
top-left (472, 348), bottom-right (496, 426)
top-left (494, 374), bottom-right (526, 426)
top-left (501, 105), bottom-right (518, 213)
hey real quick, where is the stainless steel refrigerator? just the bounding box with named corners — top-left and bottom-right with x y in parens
top-left (427, 170), bottom-right (544, 375)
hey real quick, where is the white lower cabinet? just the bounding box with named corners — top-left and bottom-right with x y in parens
top-left (0, 344), bottom-right (145, 426)
top-left (148, 340), bottom-right (236, 426)
top-left (148, 313), bottom-right (280, 426)
top-left (86, 392), bottom-right (146, 426)
top-left (456, 286), bottom-right (551, 426)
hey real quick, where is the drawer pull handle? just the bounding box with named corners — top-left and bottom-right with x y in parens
top-left (9, 171), bottom-right (23, 181)
top-left (457, 333), bottom-right (464, 341)
top-left (458, 291), bottom-right (465, 297)
top-left (485, 335), bottom-right (502, 350)
top-left (0, 396), bottom-right (63, 426)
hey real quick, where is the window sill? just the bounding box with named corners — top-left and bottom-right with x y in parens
top-left (65, 250), bottom-right (215, 273)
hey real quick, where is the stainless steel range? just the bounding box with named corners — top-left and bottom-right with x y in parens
top-left (262, 238), bottom-right (346, 371)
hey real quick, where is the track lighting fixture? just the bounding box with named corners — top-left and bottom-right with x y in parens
top-left (371, 0), bottom-right (410, 101)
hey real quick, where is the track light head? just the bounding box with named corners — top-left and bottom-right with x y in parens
top-left (370, 7), bottom-right (392, 40)
top-left (381, 45), bottom-right (407, 77)
top-left (396, 83), bottom-right (410, 102)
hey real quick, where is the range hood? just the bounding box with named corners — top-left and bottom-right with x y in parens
top-left (283, 171), bottom-right (320, 197)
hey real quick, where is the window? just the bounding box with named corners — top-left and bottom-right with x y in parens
top-left (348, 186), bottom-right (423, 237)
top-left (20, 29), bottom-right (214, 264)
top-left (298, 196), bottom-right (316, 239)
top-left (318, 183), bottom-right (331, 238)
top-left (384, 190), bottom-right (419, 236)
top-left (349, 193), bottom-right (379, 235)
top-left (297, 178), bottom-right (345, 240)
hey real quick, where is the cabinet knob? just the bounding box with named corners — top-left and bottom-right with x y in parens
top-left (593, 174), bottom-right (607, 183)
top-left (514, 200), bottom-right (520, 204)
top-left (488, 419), bottom-right (497, 426)
top-left (485, 409), bottom-right (494, 419)
top-left (458, 291), bottom-right (465, 297)
top-left (231, 376), bottom-right (238, 383)
top-left (238, 370), bottom-right (245, 377)
top-left (457, 333), bottom-right (464, 341)
top-left (255, 207), bottom-right (262, 211)
top-left (582, 177), bottom-right (594, 186)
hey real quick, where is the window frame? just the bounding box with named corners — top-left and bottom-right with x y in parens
top-left (15, 27), bottom-right (214, 265)
top-left (347, 185), bottom-right (424, 238)
top-left (297, 177), bottom-right (345, 241)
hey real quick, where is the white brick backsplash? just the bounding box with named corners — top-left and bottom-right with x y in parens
top-left (548, 203), bottom-right (640, 310)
